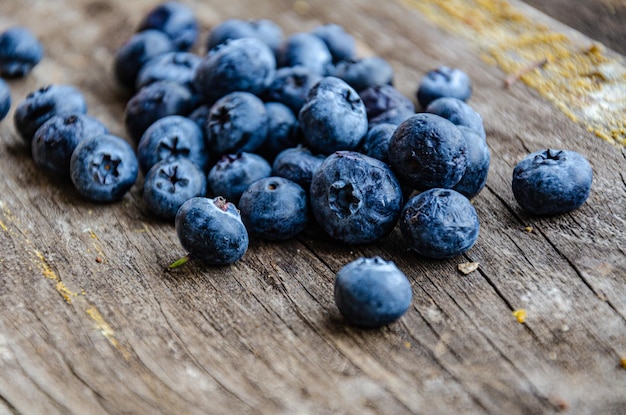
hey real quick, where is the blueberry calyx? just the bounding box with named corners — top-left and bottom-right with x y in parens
top-left (91, 154), bottom-right (121, 184)
top-left (158, 135), bottom-right (190, 159)
top-left (213, 195), bottom-right (231, 212)
top-left (534, 148), bottom-right (563, 164)
top-left (157, 164), bottom-right (189, 193)
top-left (329, 180), bottom-right (362, 218)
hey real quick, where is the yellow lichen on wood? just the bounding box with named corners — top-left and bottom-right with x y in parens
top-left (86, 305), bottom-right (131, 360)
top-left (513, 309), bottom-right (527, 323)
top-left (401, 0), bottom-right (626, 146)
top-left (34, 250), bottom-right (79, 304)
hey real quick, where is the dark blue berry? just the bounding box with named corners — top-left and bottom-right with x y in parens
top-left (331, 57), bottom-right (394, 92)
top-left (207, 152), bottom-right (271, 204)
top-left (124, 80), bottom-right (194, 142)
top-left (0, 27), bottom-right (44, 78)
top-left (452, 127), bottom-right (490, 199)
top-left (311, 24), bottom-right (356, 63)
top-left (299, 77), bottom-right (368, 154)
top-left (271, 146), bottom-right (325, 191)
top-left (400, 188), bottom-right (480, 259)
top-left (239, 177), bottom-right (310, 241)
top-left (31, 113), bottom-right (108, 177)
top-left (512, 149), bottom-right (592, 215)
top-left (70, 134), bottom-right (139, 203)
top-left (388, 113), bottom-right (468, 191)
top-left (426, 97), bottom-right (485, 140)
top-left (310, 151), bottom-right (403, 244)
top-left (143, 158), bottom-right (207, 220)
top-left (194, 37), bottom-right (276, 104)
top-left (137, 2), bottom-right (199, 51)
top-left (205, 91), bottom-right (268, 156)
top-left (137, 115), bottom-right (208, 175)
top-left (416, 66), bottom-right (472, 109)
top-left (359, 84), bottom-right (415, 121)
top-left (265, 65), bottom-right (322, 114)
top-left (360, 123), bottom-right (396, 164)
top-left (277, 32), bottom-right (332, 75)
top-left (113, 30), bottom-right (175, 90)
top-left (14, 84), bottom-right (87, 143)
top-left (175, 196), bottom-right (249, 265)
top-left (135, 51), bottom-right (201, 91)
top-left (258, 102), bottom-right (301, 162)
top-left (0, 79), bottom-right (11, 121)
top-left (206, 19), bottom-right (283, 55)
top-left (334, 257), bottom-right (412, 328)
top-left (368, 106), bottom-right (415, 128)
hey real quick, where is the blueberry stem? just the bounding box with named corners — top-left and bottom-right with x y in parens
top-left (168, 254), bottom-right (190, 269)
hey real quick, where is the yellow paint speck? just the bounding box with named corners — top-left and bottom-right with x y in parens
top-left (86, 305), bottom-right (130, 360)
top-left (34, 250), bottom-right (79, 304)
top-left (513, 309), bottom-right (527, 323)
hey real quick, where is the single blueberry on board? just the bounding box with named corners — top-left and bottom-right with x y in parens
top-left (207, 152), bottom-right (272, 204)
top-left (512, 149), bottom-right (592, 216)
top-left (124, 80), bottom-right (194, 142)
top-left (137, 1), bottom-right (199, 51)
top-left (271, 146), bottom-right (325, 191)
top-left (400, 188), bottom-right (480, 259)
top-left (258, 102), bottom-right (301, 162)
top-left (277, 32), bottom-right (332, 76)
top-left (265, 65), bottom-right (322, 115)
top-left (194, 37), bottom-right (276, 104)
top-left (426, 97), bottom-right (486, 140)
top-left (310, 151), bottom-right (403, 245)
top-left (31, 113), bottom-right (108, 177)
top-left (334, 257), bottom-right (412, 328)
top-left (204, 91), bottom-right (268, 156)
top-left (359, 123), bottom-right (396, 164)
top-left (14, 84), bottom-right (88, 143)
top-left (331, 57), bottom-right (394, 92)
top-left (0, 26), bottom-right (44, 78)
top-left (416, 66), bottom-right (472, 109)
top-left (299, 77), bottom-right (368, 155)
top-left (113, 30), bottom-right (175, 90)
top-left (239, 176), bottom-right (310, 241)
top-left (174, 196), bottom-right (249, 265)
top-left (136, 115), bottom-right (208, 175)
top-left (143, 158), bottom-right (207, 220)
top-left (0, 79), bottom-right (11, 121)
top-left (388, 113), bottom-right (468, 191)
top-left (359, 84), bottom-right (415, 121)
top-left (70, 134), bottom-right (139, 203)
top-left (310, 24), bottom-right (356, 63)
top-left (452, 126), bottom-right (490, 199)
top-left (135, 51), bottom-right (201, 91)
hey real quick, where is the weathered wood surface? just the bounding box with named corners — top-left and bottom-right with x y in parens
top-left (0, 1), bottom-right (625, 414)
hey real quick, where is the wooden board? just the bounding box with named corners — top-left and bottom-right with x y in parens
top-left (0, 0), bottom-right (625, 414)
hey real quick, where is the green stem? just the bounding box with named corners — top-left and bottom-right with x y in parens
top-left (168, 254), bottom-right (190, 269)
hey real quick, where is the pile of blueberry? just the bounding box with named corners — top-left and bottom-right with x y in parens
top-left (1, 2), bottom-right (593, 328)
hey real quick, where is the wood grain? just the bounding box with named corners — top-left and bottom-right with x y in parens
top-left (0, 0), bottom-right (625, 414)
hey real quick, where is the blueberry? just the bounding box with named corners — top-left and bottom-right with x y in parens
top-left (124, 80), bottom-right (194, 142)
top-left (310, 151), bottom-right (403, 244)
top-left (0, 27), bottom-right (44, 78)
top-left (299, 77), bottom-right (368, 154)
top-left (452, 127), bottom-right (490, 199)
top-left (426, 97), bottom-right (485, 140)
top-left (194, 37), bottom-right (276, 104)
top-left (310, 24), bottom-right (356, 63)
top-left (359, 84), bottom-right (415, 121)
top-left (416, 66), bottom-right (472, 109)
top-left (187, 104), bottom-right (210, 130)
top-left (113, 30), bottom-right (175, 90)
top-left (258, 102), bottom-right (301, 162)
top-left (331, 57), bottom-right (394, 92)
top-left (31, 113), bottom-right (108, 177)
top-left (399, 188), bottom-right (480, 259)
top-left (143, 158), bottom-right (207, 220)
top-left (277, 32), bottom-right (332, 75)
top-left (0, 79), bottom-right (11, 121)
top-left (512, 149), bottom-right (593, 215)
top-left (368, 106), bottom-right (415, 128)
top-left (204, 91), bottom-right (268, 156)
top-left (239, 177), bottom-right (310, 241)
top-left (334, 257), bottom-right (412, 328)
top-left (174, 196), bottom-right (249, 265)
top-left (359, 123), bottom-right (396, 164)
top-left (14, 84), bottom-right (88, 143)
top-left (388, 113), bottom-right (468, 191)
top-left (70, 134), bottom-right (139, 203)
top-left (206, 19), bottom-right (284, 55)
top-left (137, 115), bottom-right (208, 175)
top-left (135, 51), bottom-right (201, 91)
top-left (137, 2), bottom-right (199, 51)
top-left (271, 146), bottom-right (325, 191)
top-left (207, 152), bottom-right (272, 204)
top-left (265, 65), bottom-right (322, 114)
